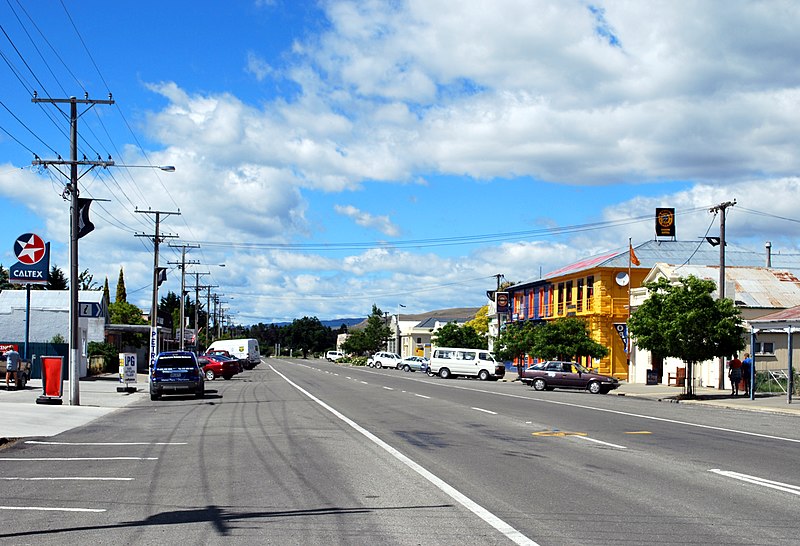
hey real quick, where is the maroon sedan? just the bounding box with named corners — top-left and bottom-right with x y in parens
top-left (521, 360), bottom-right (619, 394)
top-left (199, 354), bottom-right (240, 381)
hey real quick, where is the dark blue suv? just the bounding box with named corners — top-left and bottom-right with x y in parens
top-left (150, 351), bottom-right (205, 400)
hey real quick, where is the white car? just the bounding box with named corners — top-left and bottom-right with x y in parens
top-left (326, 350), bottom-right (344, 362)
top-left (369, 351), bottom-right (402, 369)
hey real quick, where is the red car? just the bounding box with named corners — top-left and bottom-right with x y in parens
top-left (199, 354), bottom-right (240, 380)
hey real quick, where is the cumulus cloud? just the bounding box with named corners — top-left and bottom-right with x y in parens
top-left (334, 204), bottom-right (399, 236)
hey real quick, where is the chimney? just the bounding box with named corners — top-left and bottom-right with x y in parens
top-left (765, 241), bottom-right (772, 268)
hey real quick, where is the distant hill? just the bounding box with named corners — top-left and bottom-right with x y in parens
top-left (320, 318), bottom-right (365, 329)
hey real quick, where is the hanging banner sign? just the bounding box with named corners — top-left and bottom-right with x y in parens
top-left (655, 208), bottom-right (676, 237)
top-left (613, 323), bottom-right (629, 353)
top-left (9, 233), bottom-right (50, 285)
top-left (496, 292), bottom-right (509, 314)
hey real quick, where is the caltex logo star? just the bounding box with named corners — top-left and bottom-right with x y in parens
top-left (14, 233), bottom-right (46, 265)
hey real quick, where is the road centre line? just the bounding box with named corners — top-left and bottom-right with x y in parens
top-left (26, 441), bottom-right (186, 446)
top-left (0, 457), bottom-right (158, 461)
top-left (472, 407), bottom-right (498, 415)
top-left (270, 364), bottom-right (538, 546)
top-left (383, 386), bottom-right (394, 390)
top-left (573, 436), bottom-right (628, 449)
top-left (414, 394), bottom-right (431, 399)
top-left (0, 506), bottom-right (106, 513)
top-left (1, 477), bottom-right (133, 481)
top-left (402, 379), bottom-right (800, 445)
top-left (709, 469), bottom-right (800, 496)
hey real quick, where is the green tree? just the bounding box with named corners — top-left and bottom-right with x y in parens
top-left (47, 265), bottom-right (68, 290)
top-left (159, 291), bottom-right (181, 331)
top-left (342, 305), bottom-right (391, 355)
top-left (465, 305), bottom-right (489, 338)
top-left (78, 268), bottom-right (100, 290)
top-left (103, 277), bottom-right (110, 306)
top-left (432, 322), bottom-right (488, 349)
top-left (287, 316), bottom-right (331, 358)
top-left (108, 300), bottom-right (147, 347)
top-left (533, 317), bottom-right (609, 362)
top-left (628, 275), bottom-right (745, 397)
top-left (494, 320), bottom-right (539, 365)
top-left (115, 267), bottom-right (127, 303)
top-left (0, 264), bottom-right (12, 290)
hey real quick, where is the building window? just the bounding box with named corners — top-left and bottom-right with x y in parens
top-left (755, 342), bottom-right (774, 355)
top-left (576, 279), bottom-right (584, 312)
top-left (586, 276), bottom-right (594, 311)
top-left (557, 283), bottom-right (565, 315)
top-left (416, 337), bottom-right (422, 344)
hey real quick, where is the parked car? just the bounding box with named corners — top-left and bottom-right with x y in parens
top-left (199, 354), bottom-right (240, 380)
top-left (399, 356), bottom-right (429, 373)
top-left (428, 348), bottom-right (505, 380)
top-left (521, 361), bottom-right (619, 394)
top-left (368, 351), bottom-right (402, 369)
top-left (326, 350), bottom-right (345, 362)
top-left (205, 349), bottom-right (244, 372)
top-left (150, 351), bottom-right (205, 400)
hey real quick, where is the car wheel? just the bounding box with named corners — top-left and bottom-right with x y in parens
top-left (478, 369), bottom-right (490, 381)
top-left (205, 369), bottom-right (216, 381)
top-left (195, 386), bottom-right (204, 398)
top-left (376, 362), bottom-right (383, 369)
top-left (532, 378), bottom-right (547, 391)
top-left (427, 370), bottom-right (435, 377)
top-left (403, 365), bottom-right (411, 372)
top-left (150, 392), bottom-right (160, 401)
top-left (439, 368), bottom-right (451, 379)
top-left (588, 381), bottom-right (602, 394)
top-left (223, 374), bottom-right (233, 380)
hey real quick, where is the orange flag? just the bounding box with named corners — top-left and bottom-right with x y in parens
top-left (629, 243), bottom-right (641, 266)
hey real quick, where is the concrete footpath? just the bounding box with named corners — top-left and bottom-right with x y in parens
top-left (0, 374), bottom-right (147, 441)
top-left (1, 373), bottom-right (797, 442)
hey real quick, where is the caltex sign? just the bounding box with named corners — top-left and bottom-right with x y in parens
top-left (10, 233), bottom-right (50, 285)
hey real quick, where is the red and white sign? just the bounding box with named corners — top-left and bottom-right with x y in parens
top-left (14, 233), bottom-right (46, 265)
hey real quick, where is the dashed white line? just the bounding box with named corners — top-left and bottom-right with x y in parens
top-left (574, 436), bottom-right (628, 449)
top-left (0, 457), bottom-right (158, 461)
top-left (414, 394), bottom-right (431, 399)
top-left (0, 477), bottom-right (133, 481)
top-left (471, 407), bottom-right (497, 415)
top-left (0, 506), bottom-right (105, 513)
top-left (383, 386), bottom-right (394, 391)
top-left (25, 441), bottom-right (185, 446)
top-left (709, 469), bottom-right (800, 496)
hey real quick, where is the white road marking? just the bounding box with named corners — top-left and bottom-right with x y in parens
top-left (0, 457), bottom-right (158, 461)
top-left (270, 364), bottom-right (538, 546)
top-left (0, 506), bottom-right (105, 513)
top-left (574, 436), bottom-right (628, 449)
top-left (383, 386), bottom-right (394, 390)
top-left (709, 469), bottom-right (800, 496)
top-left (414, 394), bottom-right (431, 399)
top-left (26, 441), bottom-right (186, 446)
top-left (0, 477), bottom-right (133, 481)
top-left (471, 407), bottom-right (498, 415)
top-left (360, 381), bottom-right (368, 384)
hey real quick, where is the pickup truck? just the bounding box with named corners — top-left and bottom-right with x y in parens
top-left (0, 358), bottom-right (31, 390)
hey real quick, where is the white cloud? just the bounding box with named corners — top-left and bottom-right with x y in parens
top-left (334, 204), bottom-right (399, 236)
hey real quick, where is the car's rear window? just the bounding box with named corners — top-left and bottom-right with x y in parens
top-left (156, 356), bottom-right (196, 370)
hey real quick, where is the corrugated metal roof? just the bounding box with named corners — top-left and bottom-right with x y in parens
top-left (651, 265), bottom-right (800, 308)
top-left (0, 290), bottom-right (105, 310)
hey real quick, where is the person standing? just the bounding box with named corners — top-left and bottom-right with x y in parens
top-left (741, 352), bottom-right (753, 397)
top-left (728, 354), bottom-right (743, 396)
top-left (4, 347), bottom-right (20, 390)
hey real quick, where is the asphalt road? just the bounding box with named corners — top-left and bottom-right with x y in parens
top-left (1, 357), bottom-right (798, 545)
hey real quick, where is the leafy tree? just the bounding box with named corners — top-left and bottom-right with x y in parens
top-left (103, 277), bottom-right (110, 304)
top-left (287, 316), bottom-right (331, 358)
top-left (342, 305), bottom-right (391, 355)
top-left (494, 320), bottom-right (539, 365)
top-left (115, 267), bottom-right (127, 303)
top-left (432, 322), bottom-right (488, 349)
top-left (159, 291), bottom-right (181, 331)
top-left (78, 268), bottom-right (100, 290)
top-left (628, 275), bottom-right (745, 397)
top-left (0, 264), bottom-right (12, 290)
top-left (534, 317), bottom-right (609, 362)
top-left (108, 300), bottom-right (147, 347)
top-left (465, 305), bottom-right (489, 337)
top-left (47, 265), bottom-right (68, 290)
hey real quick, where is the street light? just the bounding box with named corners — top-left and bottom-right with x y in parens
top-left (116, 164), bottom-right (176, 172)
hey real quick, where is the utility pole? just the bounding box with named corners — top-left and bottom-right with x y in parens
top-left (710, 199), bottom-right (736, 389)
top-left (204, 284), bottom-right (217, 350)
top-left (32, 93), bottom-right (114, 406)
top-left (135, 209), bottom-right (179, 369)
top-left (192, 271), bottom-right (210, 352)
top-left (168, 243), bottom-right (199, 350)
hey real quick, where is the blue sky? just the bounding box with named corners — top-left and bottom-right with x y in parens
top-left (1, 1), bottom-right (799, 323)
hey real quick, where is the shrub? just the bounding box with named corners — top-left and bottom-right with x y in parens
top-left (87, 342), bottom-right (119, 373)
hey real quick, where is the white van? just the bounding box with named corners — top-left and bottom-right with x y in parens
top-left (428, 347), bottom-right (505, 381)
top-left (206, 338), bottom-right (261, 369)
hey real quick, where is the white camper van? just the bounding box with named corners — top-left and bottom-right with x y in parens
top-left (206, 338), bottom-right (261, 369)
top-left (428, 347), bottom-right (505, 380)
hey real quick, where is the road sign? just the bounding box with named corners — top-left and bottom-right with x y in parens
top-left (79, 302), bottom-right (103, 318)
top-left (10, 233), bottom-right (50, 285)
